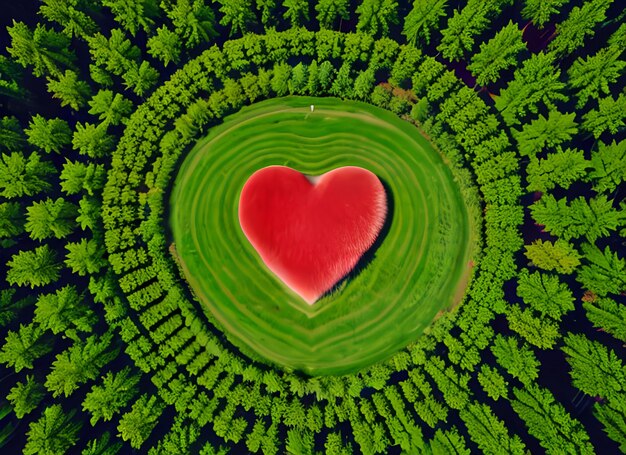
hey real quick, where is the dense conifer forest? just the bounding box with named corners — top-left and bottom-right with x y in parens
top-left (0, 0), bottom-right (625, 453)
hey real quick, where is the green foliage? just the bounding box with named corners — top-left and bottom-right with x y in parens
top-left (0, 116), bottom-right (26, 152)
top-left (47, 70), bottom-right (92, 111)
top-left (101, 0), bottom-right (160, 36)
top-left (477, 364), bottom-right (508, 400)
top-left (25, 197), bottom-right (78, 241)
top-left (25, 115), bottom-right (72, 154)
top-left (582, 92), bottom-right (626, 138)
top-left (524, 239), bottom-right (581, 274)
top-left (467, 21), bottom-right (525, 86)
top-left (23, 405), bottom-right (82, 455)
top-left (507, 305), bottom-right (560, 349)
top-left (356, 0), bottom-right (398, 37)
top-left (576, 243), bottom-right (626, 296)
top-left (88, 90), bottom-right (134, 126)
top-left (516, 269), bottom-right (574, 319)
top-left (511, 384), bottom-right (595, 454)
top-left (6, 245), bottom-right (61, 288)
top-left (0, 202), bottom-right (25, 240)
top-left (437, 0), bottom-right (512, 61)
top-left (530, 194), bottom-right (626, 243)
top-left (0, 289), bottom-right (33, 327)
top-left (72, 122), bottom-right (116, 158)
top-left (7, 375), bottom-right (46, 419)
top-left (495, 53), bottom-right (567, 126)
top-left (316, 0), bottom-right (350, 30)
top-left (147, 26), bottom-right (182, 66)
top-left (521, 0), bottom-right (567, 27)
top-left (39, 0), bottom-right (98, 38)
top-left (34, 285), bottom-right (96, 335)
top-left (83, 367), bottom-right (141, 425)
top-left (45, 332), bottom-right (120, 398)
top-left (0, 323), bottom-right (53, 372)
top-left (402, 0), bottom-right (448, 46)
top-left (568, 48), bottom-right (626, 109)
top-left (214, 0), bottom-right (254, 37)
top-left (460, 402), bottom-right (526, 455)
top-left (117, 394), bottom-right (165, 449)
top-left (512, 110), bottom-right (577, 157)
top-left (0, 151), bottom-right (55, 199)
top-left (562, 333), bottom-right (626, 401)
top-left (526, 148), bottom-right (588, 192)
top-left (283, 0), bottom-right (310, 27)
top-left (7, 21), bottom-right (76, 78)
top-left (548, 0), bottom-right (613, 57)
top-left (583, 297), bottom-right (626, 343)
top-left (587, 139), bottom-right (626, 193)
top-left (491, 335), bottom-right (540, 386)
top-left (65, 238), bottom-right (107, 276)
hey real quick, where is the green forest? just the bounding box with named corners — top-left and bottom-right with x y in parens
top-left (0, 0), bottom-right (625, 453)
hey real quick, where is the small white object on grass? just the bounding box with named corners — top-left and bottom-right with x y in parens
top-left (310, 105), bottom-right (315, 112)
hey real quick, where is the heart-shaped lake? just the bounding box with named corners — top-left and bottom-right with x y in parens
top-left (239, 166), bottom-right (387, 304)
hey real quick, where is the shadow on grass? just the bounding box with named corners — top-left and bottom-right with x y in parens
top-left (320, 177), bottom-right (394, 301)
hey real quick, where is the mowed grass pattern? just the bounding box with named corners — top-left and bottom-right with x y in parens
top-left (170, 97), bottom-right (474, 375)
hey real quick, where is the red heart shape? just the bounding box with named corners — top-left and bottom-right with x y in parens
top-left (239, 166), bottom-right (387, 304)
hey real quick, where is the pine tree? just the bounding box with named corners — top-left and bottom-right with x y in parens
top-left (7, 21), bottom-right (76, 78)
top-left (526, 148), bottom-right (588, 192)
top-left (0, 323), bottom-right (53, 372)
top-left (568, 48), bottom-right (626, 109)
top-left (0, 116), bottom-right (26, 152)
top-left (6, 245), bottom-right (61, 288)
top-left (524, 239), bottom-right (581, 274)
top-left (24, 404), bottom-right (83, 455)
top-left (511, 384), bottom-right (595, 454)
top-left (0, 202), bottom-right (25, 240)
top-left (491, 335), bottom-right (540, 386)
top-left (468, 20), bottom-right (525, 86)
top-left (72, 122), bottom-right (116, 158)
top-left (7, 375), bottom-right (46, 419)
top-left (34, 285), bottom-right (96, 335)
top-left (495, 53), bottom-right (567, 126)
top-left (45, 332), bottom-right (120, 397)
top-left (548, 0), bottom-right (613, 57)
top-left (507, 306), bottom-right (560, 349)
top-left (521, 0), bottom-right (567, 28)
top-left (562, 333), bottom-right (626, 401)
top-left (39, 0), bottom-right (97, 38)
top-left (88, 90), bottom-right (133, 126)
top-left (164, 0), bottom-right (218, 45)
top-left (65, 238), bottom-right (107, 276)
top-left (402, 0), bottom-right (448, 47)
top-left (512, 110), bottom-right (577, 157)
top-left (315, 0), bottom-right (349, 30)
top-left (101, 0), bottom-right (160, 36)
top-left (577, 243), bottom-right (626, 296)
top-left (117, 394), bottom-right (165, 449)
top-left (477, 364), bottom-right (509, 400)
top-left (356, 0), bottom-right (399, 37)
top-left (147, 26), bottom-right (182, 66)
top-left (587, 139), bottom-right (626, 193)
top-left (47, 70), bottom-right (92, 111)
top-left (530, 194), bottom-right (626, 243)
top-left (583, 297), bottom-right (626, 343)
top-left (0, 151), bottom-right (55, 199)
top-left (60, 161), bottom-right (107, 196)
top-left (25, 115), bottom-right (72, 154)
top-left (25, 197), bottom-right (78, 241)
top-left (83, 367), bottom-right (141, 425)
top-left (460, 402), bottom-right (527, 455)
top-left (283, 0), bottom-right (310, 27)
top-left (516, 269), bottom-right (574, 319)
top-left (583, 93), bottom-right (626, 139)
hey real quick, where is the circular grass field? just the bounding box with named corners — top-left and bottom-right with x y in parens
top-left (170, 96), bottom-right (476, 375)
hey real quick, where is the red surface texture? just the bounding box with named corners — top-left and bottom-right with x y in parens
top-left (239, 166), bottom-right (387, 304)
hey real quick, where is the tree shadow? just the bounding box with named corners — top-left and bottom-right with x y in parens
top-left (319, 177), bottom-right (394, 301)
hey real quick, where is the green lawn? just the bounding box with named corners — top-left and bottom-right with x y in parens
top-left (170, 96), bottom-right (476, 375)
